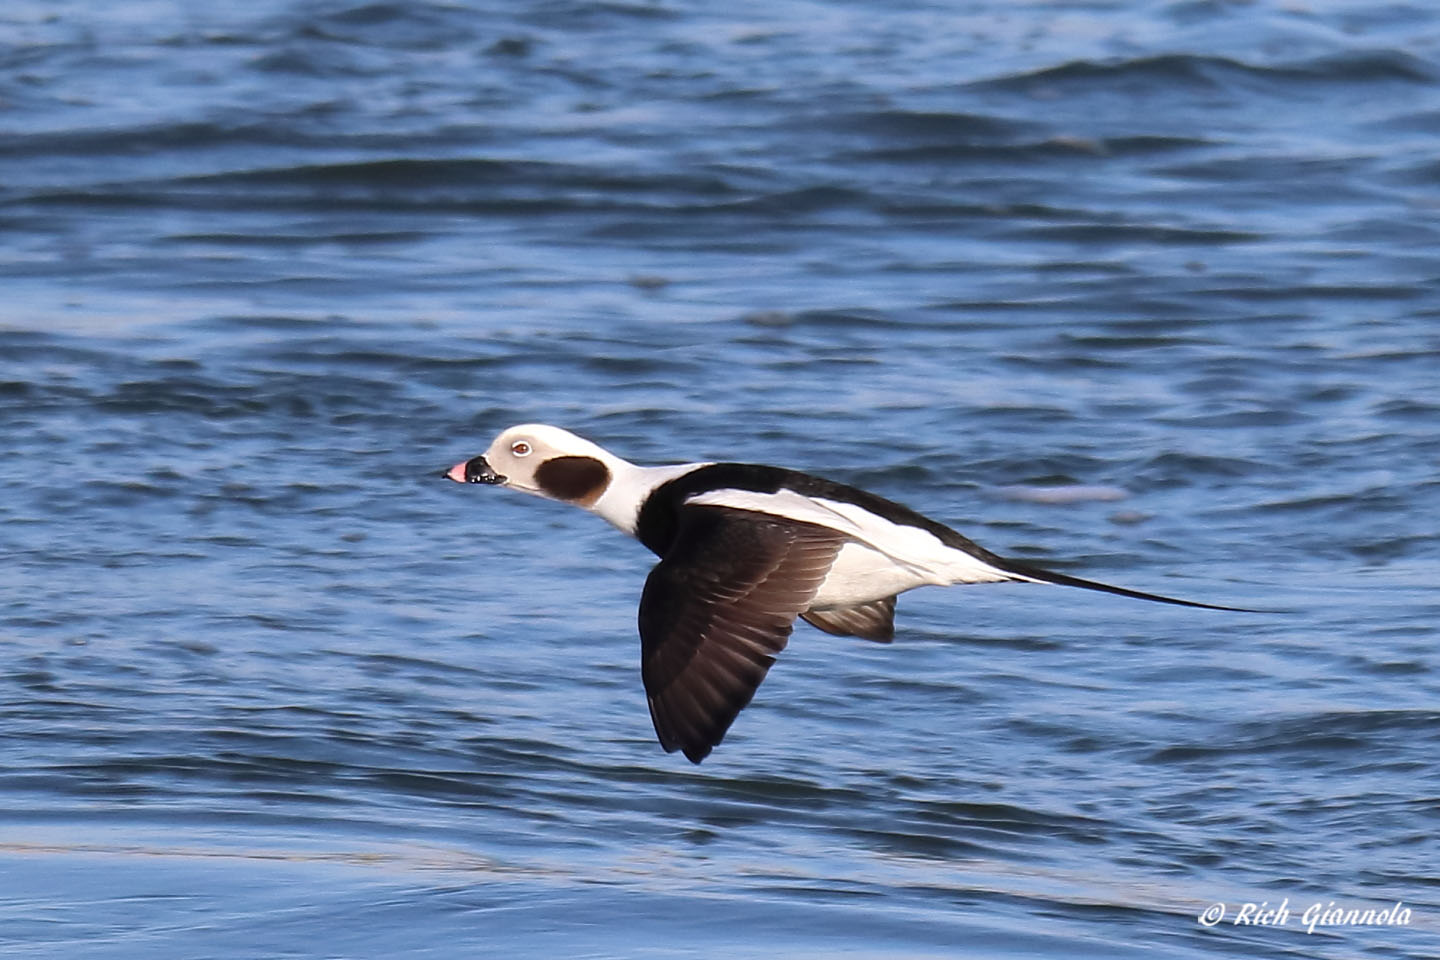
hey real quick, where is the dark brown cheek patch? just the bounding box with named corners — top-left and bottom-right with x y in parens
top-left (535, 456), bottom-right (610, 505)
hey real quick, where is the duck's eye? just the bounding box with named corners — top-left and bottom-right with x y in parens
top-left (511, 440), bottom-right (532, 457)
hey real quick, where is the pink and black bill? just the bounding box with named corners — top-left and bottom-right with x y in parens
top-left (443, 455), bottom-right (505, 485)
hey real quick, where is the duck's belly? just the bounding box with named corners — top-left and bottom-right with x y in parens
top-left (810, 541), bottom-right (938, 609)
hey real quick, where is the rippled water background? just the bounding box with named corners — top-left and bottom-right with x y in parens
top-left (3, 2), bottom-right (1439, 957)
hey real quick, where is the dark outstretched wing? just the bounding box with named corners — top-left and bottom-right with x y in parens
top-left (638, 506), bottom-right (844, 763)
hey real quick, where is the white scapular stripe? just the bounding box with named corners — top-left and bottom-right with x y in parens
top-left (685, 488), bottom-right (1035, 588)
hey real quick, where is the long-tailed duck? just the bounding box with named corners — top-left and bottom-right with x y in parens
top-left (444, 424), bottom-right (1253, 763)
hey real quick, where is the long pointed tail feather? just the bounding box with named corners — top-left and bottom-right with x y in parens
top-left (996, 556), bottom-right (1271, 613)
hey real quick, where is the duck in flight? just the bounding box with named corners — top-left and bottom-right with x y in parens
top-left (443, 424), bottom-right (1254, 763)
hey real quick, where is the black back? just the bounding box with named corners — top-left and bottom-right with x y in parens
top-left (635, 462), bottom-right (1005, 564)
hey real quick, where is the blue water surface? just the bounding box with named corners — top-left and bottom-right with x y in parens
top-left (2, 2), bottom-right (1438, 958)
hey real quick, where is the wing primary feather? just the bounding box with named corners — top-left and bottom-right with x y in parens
top-left (801, 596), bottom-right (897, 641)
